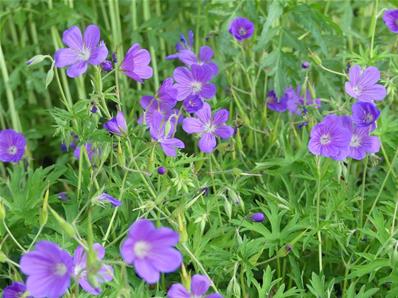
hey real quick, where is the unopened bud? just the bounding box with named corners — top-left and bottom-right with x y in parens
top-left (49, 208), bottom-right (76, 238)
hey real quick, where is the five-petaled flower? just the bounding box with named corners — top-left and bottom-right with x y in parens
top-left (228, 17), bottom-right (254, 41)
top-left (308, 115), bottom-right (352, 161)
top-left (0, 129), bottom-right (26, 163)
top-left (182, 103), bottom-right (234, 153)
top-left (121, 43), bottom-right (153, 82)
top-left (344, 65), bottom-right (386, 102)
top-left (174, 65), bottom-right (216, 101)
top-left (55, 25), bottom-right (108, 77)
top-left (20, 241), bottom-right (74, 298)
top-left (120, 219), bottom-right (183, 284)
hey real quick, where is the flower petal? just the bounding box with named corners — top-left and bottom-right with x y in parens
top-left (66, 61), bottom-right (88, 78)
top-left (147, 227), bottom-right (180, 246)
top-left (200, 83), bottom-right (216, 99)
top-left (54, 48), bottom-right (79, 67)
top-left (174, 67), bottom-right (192, 84)
top-left (63, 26), bottom-right (83, 49)
top-left (167, 283), bottom-right (190, 298)
top-left (348, 64), bottom-right (361, 85)
top-left (182, 118), bottom-right (205, 134)
top-left (191, 274), bottom-right (211, 296)
top-left (199, 46), bottom-right (214, 62)
top-left (358, 84), bottom-right (387, 102)
top-left (160, 138), bottom-right (185, 157)
top-left (195, 103), bottom-right (212, 124)
top-left (84, 24), bottom-right (100, 50)
top-left (358, 66), bottom-right (380, 87)
top-left (89, 41), bottom-right (108, 65)
top-left (213, 109), bottom-right (229, 125)
top-left (134, 259), bottom-right (160, 284)
top-left (148, 247), bottom-right (182, 272)
top-left (215, 125), bottom-right (234, 139)
top-left (198, 133), bottom-right (217, 153)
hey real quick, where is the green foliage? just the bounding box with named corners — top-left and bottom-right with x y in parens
top-left (1, 0), bottom-right (398, 297)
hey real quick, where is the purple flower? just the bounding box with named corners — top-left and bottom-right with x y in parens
top-left (3, 281), bottom-right (32, 298)
top-left (344, 65), bottom-right (386, 102)
top-left (73, 143), bottom-right (96, 161)
top-left (351, 102), bottom-right (380, 130)
top-left (183, 95), bottom-right (204, 113)
top-left (120, 219), bottom-right (183, 284)
top-left (20, 241), bottom-right (73, 298)
top-left (301, 61), bottom-right (310, 69)
top-left (97, 192), bottom-right (121, 207)
top-left (348, 125), bottom-right (381, 160)
top-left (54, 25), bottom-right (108, 78)
top-left (250, 212), bottom-right (265, 222)
top-left (0, 129), bottom-right (26, 163)
top-left (228, 17), bottom-right (254, 41)
top-left (91, 104), bottom-right (98, 113)
top-left (73, 243), bottom-right (113, 295)
top-left (103, 111), bottom-right (127, 136)
top-left (266, 90), bottom-right (287, 112)
top-left (166, 31), bottom-right (194, 60)
top-left (60, 143), bottom-right (68, 152)
top-left (168, 274), bottom-right (223, 298)
top-left (285, 86), bottom-right (320, 115)
top-left (158, 166), bottom-right (167, 175)
top-left (170, 46), bottom-right (218, 76)
top-left (383, 9), bottom-right (398, 33)
top-left (308, 115), bottom-right (352, 160)
top-left (174, 65), bottom-right (216, 101)
top-left (149, 111), bottom-right (185, 157)
top-left (100, 60), bottom-right (113, 72)
top-left (57, 192), bottom-right (68, 202)
top-left (182, 103), bottom-right (234, 153)
top-left (112, 52), bottom-right (117, 64)
top-left (140, 78), bottom-right (178, 126)
top-left (121, 43), bottom-right (153, 82)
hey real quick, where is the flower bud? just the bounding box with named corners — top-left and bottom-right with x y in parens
top-left (26, 54), bottom-right (46, 66)
top-left (157, 166), bottom-right (167, 175)
top-left (49, 208), bottom-right (76, 238)
top-left (0, 201), bottom-right (5, 221)
top-left (250, 212), bottom-right (265, 222)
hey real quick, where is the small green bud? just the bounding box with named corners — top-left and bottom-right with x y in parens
top-left (26, 55), bottom-right (46, 66)
top-left (49, 208), bottom-right (76, 238)
top-left (0, 201), bottom-right (6, 221)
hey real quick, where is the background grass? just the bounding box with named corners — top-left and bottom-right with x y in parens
top-left (1, 0), bottom-right (398, 297)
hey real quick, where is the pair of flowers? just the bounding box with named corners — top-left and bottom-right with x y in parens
top-left (308, 65), bottom-right (385, 160)
top-left (54, 24), bottom-right (152, 81)
top-left (14, 241), bottom-right (113, 297)
top-left (6, 219), bottom-right (221, 298)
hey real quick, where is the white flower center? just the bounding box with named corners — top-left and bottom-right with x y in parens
top-left (204, 122), bottom-right (216, 133)
top-left (320, 134), bottom-right (331, 145)
top-left (7, 145), bottom-right (17, 155)
top-left (352, 86), bottom-right (361, 96)
top-left (79, 47), bottom-right (91, 61)
top-left (54, 263), bottom-right (67, 276)
top-left (191, 81), bottom-right (202, 94)
top-left (134, 241), bottom-right (151, 259)
top-left (74, 264), bottom-right (83, 277)
top-left (350, 134), bottom-right (361, 148)
top-left (239, 27), bottom-right (247, 35)
top-left (364, 113), bottom-right (373, 123)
